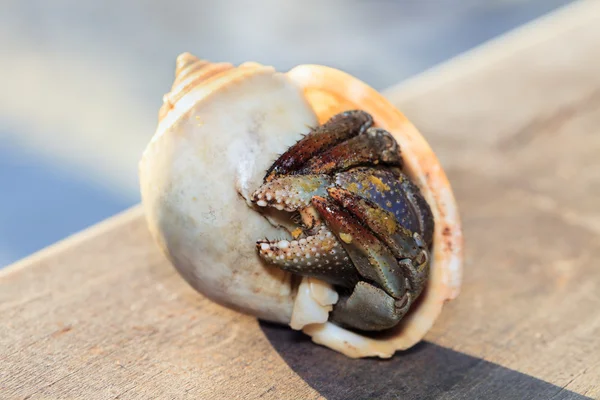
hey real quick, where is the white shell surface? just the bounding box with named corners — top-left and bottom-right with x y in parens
top-left (139, 66), bottom-right (318, 324)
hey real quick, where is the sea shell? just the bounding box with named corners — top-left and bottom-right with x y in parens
top-left (139, 54), bottom-right (463, 358)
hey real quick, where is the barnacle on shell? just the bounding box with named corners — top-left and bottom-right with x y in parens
top-left (139, 54), bottom-right (463, 358)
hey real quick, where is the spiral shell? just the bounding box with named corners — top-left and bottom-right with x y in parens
top-left (139, 54), bottom-right (463, 358)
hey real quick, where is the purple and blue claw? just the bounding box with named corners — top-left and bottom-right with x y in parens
top-left (335, 168), bottom-right (434, 246)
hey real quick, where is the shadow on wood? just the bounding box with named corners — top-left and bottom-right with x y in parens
top-left (260, 322), bottom-right (590, 400)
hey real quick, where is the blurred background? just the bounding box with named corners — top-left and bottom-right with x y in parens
top-left (0, 0), bottom-right (574, 268)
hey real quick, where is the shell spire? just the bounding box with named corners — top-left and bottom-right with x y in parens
top-left (159, 53), bottom-right (235, 122)
top-left (174, 52), bottom-right (205, 79)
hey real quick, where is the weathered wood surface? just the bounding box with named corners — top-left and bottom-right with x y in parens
top-left (2, 1), bottom-right (600, 399)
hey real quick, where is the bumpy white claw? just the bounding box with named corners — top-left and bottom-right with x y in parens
top-left (257, 226), bottom-right (359, 288)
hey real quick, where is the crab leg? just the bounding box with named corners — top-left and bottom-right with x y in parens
top-left (334, 168), bottom-right (431, 244)
top-left (251, 174), bottom-right (332, 212)
top-left (399, 178), bottom-right (435, 246)
top-left (310, 196), bottom-right (408, 300)
top-left (327, 186), bottom-right (429, 298)
top-left (264, 110), bottom-right (372, 181)
top-left (297, 128), bottom-right (403, 175)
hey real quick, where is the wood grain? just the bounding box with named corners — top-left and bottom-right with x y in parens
top-left (386, 2), bottom-right (600, 397)
top-left (2, 1), bottom-right (600, 399)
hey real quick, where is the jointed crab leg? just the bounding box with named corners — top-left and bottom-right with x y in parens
top-left (297, 128), bottom-right (403, 175)
top-left (334, 168), bottom-right (433, 245)
top-left (310, 196), bottom-right (408, 300)
top-left (327, 186), bottom-right (430, 298)
top-left (309, 195), bottom-right (416, 330)
top-left (327, 186), bottom-right (420, 259)
top-left (264, 110), bottom-right (373, 181)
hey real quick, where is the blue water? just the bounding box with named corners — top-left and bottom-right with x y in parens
top-left (0, 141), bottom-right (135, 267)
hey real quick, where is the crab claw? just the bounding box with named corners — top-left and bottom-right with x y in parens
top-left (330, 282), bottom-right (412, 331)
top-left (251, 175), bottom-right (331, 212)
top-left (310, 195), bottom-right (407, 300)
top-left (256, 226), bottom-right (360, 288)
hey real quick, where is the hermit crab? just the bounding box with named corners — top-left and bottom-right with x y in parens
top-left (139, 54), bottom-right (463, 358)
top-left (253, 110), bottom-right (434, 332)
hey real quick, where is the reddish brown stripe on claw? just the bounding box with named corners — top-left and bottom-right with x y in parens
top-left (327, 186), bottom-right (421, 260)
top-left (264, 110), bottom-right (373, 181)
top-left (311, 195), bottom-right (407, 299)
top-left (298, 127), bottom-right (402, 175)
top-left (327, 186), bottom-right (399, 236)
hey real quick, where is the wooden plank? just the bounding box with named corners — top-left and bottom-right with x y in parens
top-left (384, 0), bottom-right (600, 397)
top-left (2, 1), bottom-right (600, 398)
